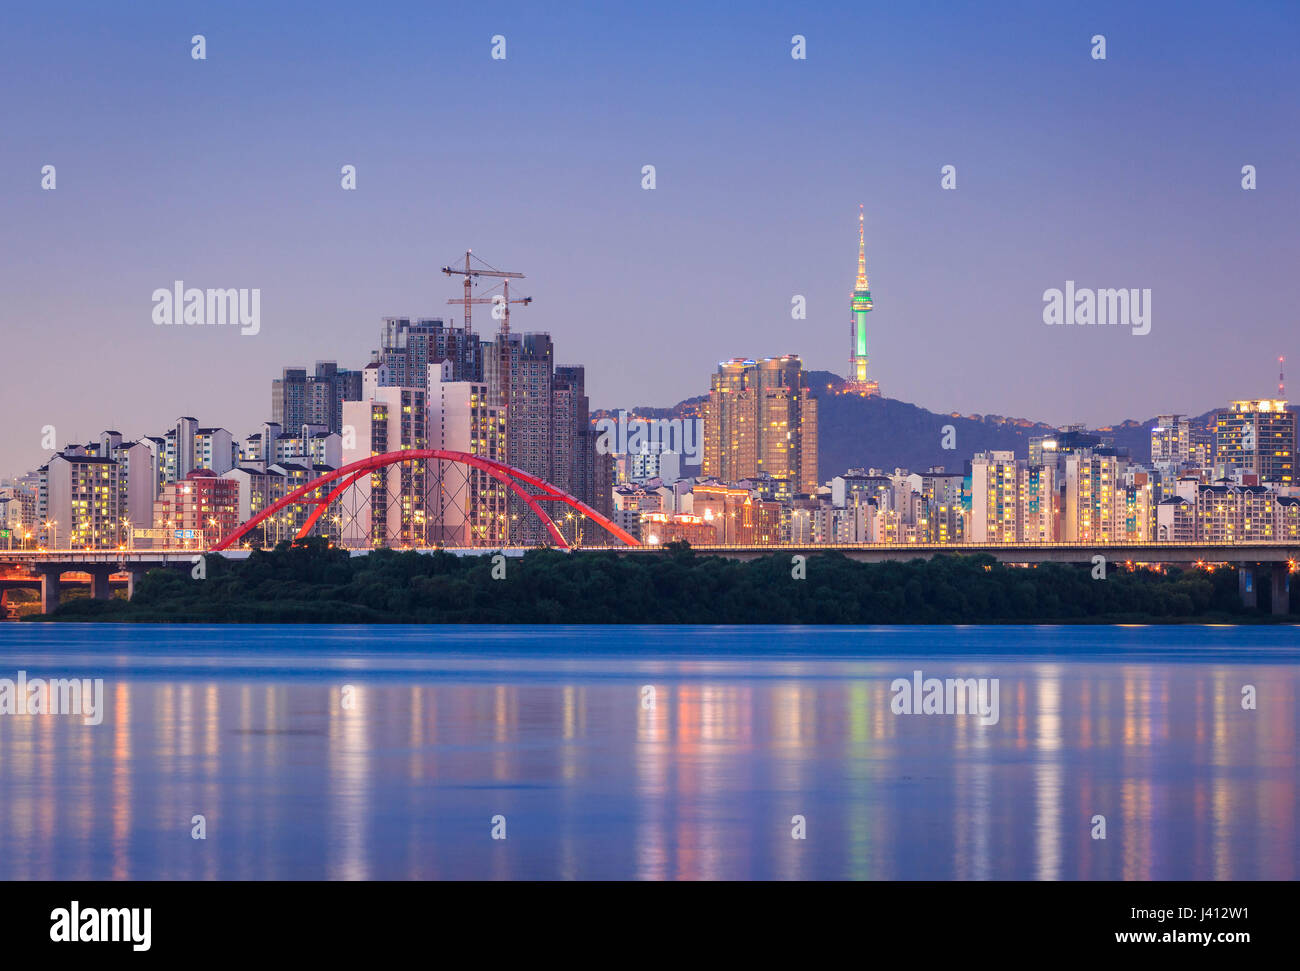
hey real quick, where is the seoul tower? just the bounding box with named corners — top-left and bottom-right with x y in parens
top-left (846, 205), bottom-right (880, 396)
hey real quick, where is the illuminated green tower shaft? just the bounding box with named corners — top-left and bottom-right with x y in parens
top-left (850, 205), bottom-right (873, 385)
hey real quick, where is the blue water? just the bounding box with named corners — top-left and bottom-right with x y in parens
top-left (0, 624), bottom-right (1296, 880)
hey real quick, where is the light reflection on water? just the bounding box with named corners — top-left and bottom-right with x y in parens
top-left (0, 624), bottom-right (1295, 880)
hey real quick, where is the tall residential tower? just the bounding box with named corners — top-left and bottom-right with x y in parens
top-left (703, 355), bottom-right (819, 497)
top-left (1214, 399), bottom-right (1296, 486)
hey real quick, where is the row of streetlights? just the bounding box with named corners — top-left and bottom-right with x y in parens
top-left (0, 503), bottom-right (593, 553)
top-left (0, 496), bottom-right (55, 550)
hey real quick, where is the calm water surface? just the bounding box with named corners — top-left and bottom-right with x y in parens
top-left (0, 624), bottom-right (1296, 880)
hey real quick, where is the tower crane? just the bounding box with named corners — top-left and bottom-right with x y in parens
top-left (440, 251), bottom-right (524, 335)
top-left (446, 279), bottom-right (533, 337)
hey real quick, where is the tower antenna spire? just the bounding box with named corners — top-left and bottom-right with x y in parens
top-left (844, 204), bottom-right (880, 397)
top-left (856, 204), bottom-right (869, 290)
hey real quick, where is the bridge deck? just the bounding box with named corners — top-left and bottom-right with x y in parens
top-left (0, 542), bottom-right (1296, 568)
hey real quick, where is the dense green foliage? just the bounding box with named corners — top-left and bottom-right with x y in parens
top-left (32, 538), bottom-right (1286, 624)
top-left (813, 388), bottom-right (1161, 482)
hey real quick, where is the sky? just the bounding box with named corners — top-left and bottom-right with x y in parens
top-left (2, 0), bottom-right (1297, 476)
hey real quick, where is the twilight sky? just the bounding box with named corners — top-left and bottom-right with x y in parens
top-left (2, 0), bottom-right (1297, 477)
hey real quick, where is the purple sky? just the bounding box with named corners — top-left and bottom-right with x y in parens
top-left (2, 0), bottom-right (1297, 476)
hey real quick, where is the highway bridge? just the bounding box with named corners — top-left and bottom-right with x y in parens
top-left (0, 542), bottom-right (1295, 615)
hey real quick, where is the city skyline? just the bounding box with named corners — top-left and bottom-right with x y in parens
top-left (0, 216), bottom-right (1293, 479)
top-left (3, 1), bottom-right (1298, 477)
top-left (4, 0), bottom-right (1299, 914)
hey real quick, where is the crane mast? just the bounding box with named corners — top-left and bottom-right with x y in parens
top-left (446, 280), bottom-right (532, 336)
top-left (440, 250), bottom-right (524, 336)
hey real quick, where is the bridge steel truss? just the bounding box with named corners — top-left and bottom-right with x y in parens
top-left (210, 449), bottom-right (639, 552)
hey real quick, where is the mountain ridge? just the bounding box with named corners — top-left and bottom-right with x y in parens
top-left (599, 370), bottom-right (1222, 482)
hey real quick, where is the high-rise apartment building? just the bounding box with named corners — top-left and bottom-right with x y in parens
top-left (220, 462), bottom-right (342, 549)
top-left (377, 317), bottom-right (483, 387)
top-left (45, 453), bottom-right (123, 549)
top-left (162, 419), bottom-right (233, 481)
top-left (271, 362), bottom-right (363, 435)
top-left (969, 451), bottom-right (1057, 543)
top-left (552, 366), bottom-right (602, 542)
top-left (485, 332), bottom-right (555, 544)
top-left (921, 468), bottom-right (966, 543)
top-left (1214, 399), bottom-right (1296, 486)
top-left (1063, 449), bottom-right (1152, 542)
top-left (1150, 414), bottom-right (1195, 500)
top-left (592, 447), bottom-right (615, 522)
top-left (703, 355), bottom-right (818, 496)
top-left (115, 439), bottom-right (160, 529)
top-left (311, 361), bottom-right (362, 433)
top-left (164, 417), bottom-right (199, 483)
top-left (1151, 414), bottom-right (1191, 465)
top-left (271, 368), bottom-right (308, 433)
top-left (428, 364), bottom-right (507, 546)
top-left (195, 427), bottom-right (234, 475)
top-left (341, 386), bottom-right (429, 546)
top-left (0, 481), bottom-right (37, 547)
top-left (550, 366), bottom-right (582, 497)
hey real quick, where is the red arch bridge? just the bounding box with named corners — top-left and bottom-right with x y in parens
top-left (210, 449), bottom-right (639, 551)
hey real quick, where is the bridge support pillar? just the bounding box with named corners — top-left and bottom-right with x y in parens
top-left (89, 565), bottom-right (113, 601)
top-left (38, 565), bottom-right (63, 614)
top-left (1271, 563), bottom-right (1291, 616)
top-left (126, 567), bottom-right (148, 600)
top-left (1238, 565), bottom-right (1258, 610)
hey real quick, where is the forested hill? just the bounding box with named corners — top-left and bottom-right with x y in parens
top-left (608, 369), bottom-right (1214, 481)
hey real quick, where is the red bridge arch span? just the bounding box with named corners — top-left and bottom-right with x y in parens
top-left (210, 449), bottom-right (638, 551)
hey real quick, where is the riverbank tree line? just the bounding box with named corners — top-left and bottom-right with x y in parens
top-left (33, 539), bottom-right (1287, 624)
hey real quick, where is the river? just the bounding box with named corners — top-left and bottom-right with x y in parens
top-left (0, 624), bottom-right (1295, 879)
